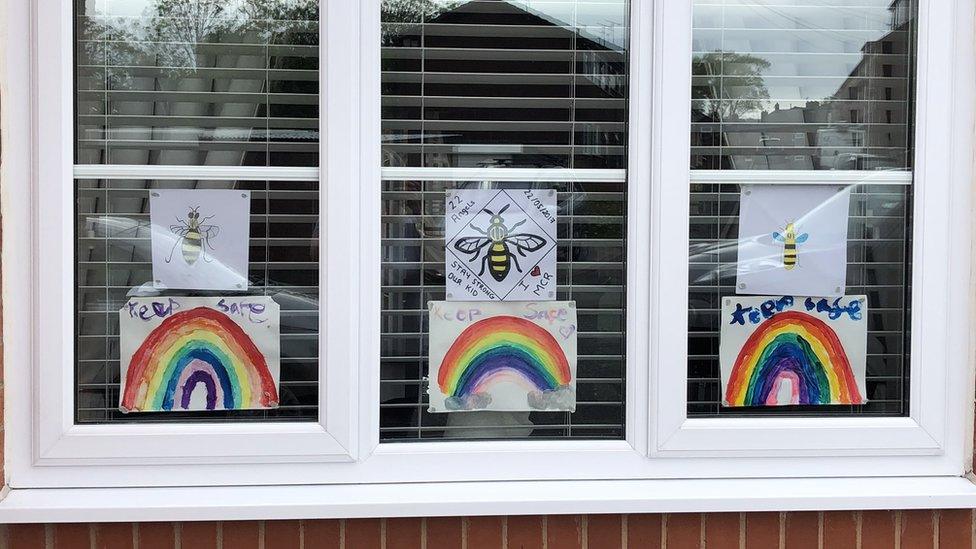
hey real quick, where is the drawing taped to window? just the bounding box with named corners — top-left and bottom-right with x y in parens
top-left (736, 185), bottom-right (851, 297)
top-left (445, 189), bottom-right (557, 301)
top-left (151, 189), bottom-right (251, 291)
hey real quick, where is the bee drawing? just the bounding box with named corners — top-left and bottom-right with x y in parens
top-left (453, 204), bottom-right (547, 282)
top-left (772, 222), bottom-right (809, 270)
top-left (166, 206), bottom-right (220, 265)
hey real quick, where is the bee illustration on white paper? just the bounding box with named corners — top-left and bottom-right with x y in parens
top-left (772, 222), bottom-right (809, 271)
top-left (453, 204), bottom-right (548, 282)
top-left (166, 206), bottom-right (220, 266)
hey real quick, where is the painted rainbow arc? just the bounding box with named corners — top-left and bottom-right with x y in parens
top-left (725, 311), bottom-right (864, 406)
top-left (438, 316), bottom-right (571, 398)
top-left (120, 307), bottom-right (278, 412)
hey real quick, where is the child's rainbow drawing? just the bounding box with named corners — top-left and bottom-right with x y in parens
top-left (720, 296), bottom-right (867, 407)
top-left (428, 301), bottom-right (577, 412)
top-left (119, 297), bottom-right (280, 412)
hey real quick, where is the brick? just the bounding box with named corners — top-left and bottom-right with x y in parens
top-left (546, 515), bottom-right (584, 549)
top-left (783, 512), bottom-right (818, 549)
top-left (823, 512), bottom-right (856, 549)
top-left (179, 521), bottom-right (218, 549)
top-left (465, 516), bottom-right (504, 549)
top-left (744, 512), bottom-right (779, 549)
top-left (939, 509), bottom-right (973, 548)
top-left (136, 523), bottom-right (175, 549)
top-left (506, 515), bottom-right (543, 549)
top-left (900, 510), bottom-right (935, 548)
top-left (344, 519), bottom-right (381, 549)
top-left (626, 514), bottom-right (662, 549)
top-left (264, 520), bottom-right (301, 549)
top-left (95, 523), bottom-right (133, 549)
top-left (8, 524), bottom-right (47, 549)
top-left (53, 524), bottom-right (90, 549)
top-left (704, 513), bottom-right (739, 549)
top-left (385, 518), bottom-right (422, 549)
top-left (860, 511), bottom-right (896, 549)
top-left (666, 513), bottom-right (701, 549)
top-left (221, 521), bottom-right (259, 549)
top-left (587, 514), bottom-right (622, 549)
top-left (425, 517), bottom-right (462, 549)
top-left (302, 520), bottom-right (340, 549)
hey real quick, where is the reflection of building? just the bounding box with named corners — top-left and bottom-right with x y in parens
top-left (381, 0), bottom-right (628, 169)
top-left (695, 0), bottom-right (914, 170)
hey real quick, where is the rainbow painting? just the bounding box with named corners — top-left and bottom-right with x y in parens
top-left (428, 301), bottom-right (577, 412)
top-left (119, 297), bottom-right (280, 412)
top-left (720, 296), bottom-right (867, 407)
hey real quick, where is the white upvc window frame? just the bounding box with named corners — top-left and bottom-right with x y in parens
top-left (2, 0), bottom-right (975, 515)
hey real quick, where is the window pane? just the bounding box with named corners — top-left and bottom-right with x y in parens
top-left (75, 178), bottom-right (320, 423)
top-left (381, 0), bottom-right (629, 169)
top-left (380, 179), bottom-right (627, 440)
top-left (379, 0), bottom-right (630, 442)
top-left (687, 0), bottom-right (916, 418)
top-left (691, 0), bottom-right (915, 171)
top-left (75, 0), bottom-right (319, 166)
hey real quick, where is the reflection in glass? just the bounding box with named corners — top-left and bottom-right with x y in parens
top-left (75, 178), bottom-right (320, 423)
top-left (691, 0), bottom-right (916, 170)
top-left (381, 0), bottom-right (629, 169)
top-left (75, 0), bottom-right (319, 166)
top-left (380, 179), bottom-right (627, 440)
top-left (686, 1), bottom-right (917, 418)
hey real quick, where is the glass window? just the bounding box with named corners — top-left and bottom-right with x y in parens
top-left (687, 0), bottom-right (917, 417)
top-left (381, 0), bottom-right (629, 169)
top-left (76, 0), bottom-right (319, 167)
top-left (379, 0), bottom-right (630, 441)
top-left (73, 0), bottom-right (321, 423)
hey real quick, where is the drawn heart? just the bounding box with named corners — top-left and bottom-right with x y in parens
top-left (530, 266), bottom-right (542, 277)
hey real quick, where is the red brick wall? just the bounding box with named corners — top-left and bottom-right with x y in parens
top-left (1, 512), bottom-right (973, 548)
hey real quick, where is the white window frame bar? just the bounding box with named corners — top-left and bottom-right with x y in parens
top-left (1, 0), bottom-right (973, 496)
top-left (72, 166), bottom-right (915, 186)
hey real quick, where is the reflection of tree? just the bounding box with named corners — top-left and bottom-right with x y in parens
top-left (381, 0), bottom-right (462, 45)
top-left (83, 0), bottom-right (318, 75)
top-left (692, 52), bottom-right (771, 122)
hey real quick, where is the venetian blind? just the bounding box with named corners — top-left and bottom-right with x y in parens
top-left (687, 0), bottom-right (916, 417)
top-left (379, 0), bottom-right (630, 441)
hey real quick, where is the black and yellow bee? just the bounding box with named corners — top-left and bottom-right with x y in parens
top-left (453, 204), bottom-right (548, 282)
top-left (166, 206), bottom-right (220, 265)
top-left (772, 222), bottom-right (809, 270)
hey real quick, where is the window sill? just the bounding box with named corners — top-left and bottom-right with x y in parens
top-left (2, 476), bottom-right (976, 522)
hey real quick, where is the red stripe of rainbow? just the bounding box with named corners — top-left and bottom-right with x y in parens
top-left (120, 307), bottom-right (278, 411)
top-left (437, 316), bottom-right (571, 398)
top-left (725, 311), bottom-right (864, 406)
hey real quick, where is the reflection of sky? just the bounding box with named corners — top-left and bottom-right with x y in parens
top-left (92, 0), bottom-right (631, 48)
top-left (693, 1), bottom-right (902, 103)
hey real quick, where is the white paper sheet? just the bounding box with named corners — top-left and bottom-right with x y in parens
top-left (719, 295), bottom-right (867, 407)
top-left (150, 189), bottom-right (251, 291)
top-left (444, 189), bottom-right (557, 301)
top-left (118, 296), bottom-right (280, 412)
top-left (736, 185), bottom-right (851, 296)
top-left (428, 301), bottom-right (577, 412)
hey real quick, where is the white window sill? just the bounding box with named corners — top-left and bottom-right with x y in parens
top-left (2, 476), bottom-right (976, 523)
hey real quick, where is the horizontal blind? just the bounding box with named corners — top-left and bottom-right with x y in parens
top-left (380, 0), bottom-right (630, 442)
top-left (381, 0), bottom-right (629, 169)
top-left (688, 183), bottom-right (911, 416)
top-left (76, 178), bottom-right (320, 423)
top-left (75, 0), bottom-right (319, 167)
top-left (691, 0), bottom-right (915, 171)
top-left (687, 0), bottom-right (916, 417)
top-left (380, 179), bottom-right (627, 440)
